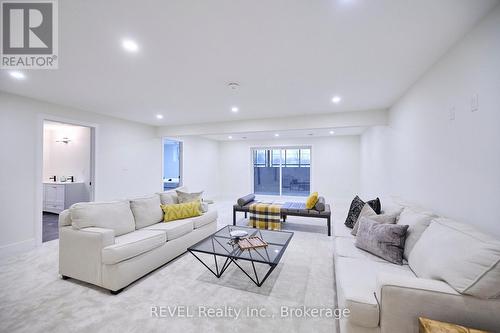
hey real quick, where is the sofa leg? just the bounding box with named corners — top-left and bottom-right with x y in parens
top-left (327, 217), bottom-right (331, 237)
top-left (110, 288), bottom-right (124, 295)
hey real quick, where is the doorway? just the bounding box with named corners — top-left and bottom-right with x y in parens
top-left (162, 139), bottom-right (182, 191)
top-left (41, 120), bottom-right (95, 242)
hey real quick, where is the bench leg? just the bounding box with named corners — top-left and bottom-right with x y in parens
top-left (327, 216), bottom-right (331, 237)
top-left (233, 209), bottom-right (236, 226)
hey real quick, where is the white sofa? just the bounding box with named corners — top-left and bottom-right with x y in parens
top-left (59, 187), bottom-right (217, 293)
top-left (334, 198), bottom-right (500, 333)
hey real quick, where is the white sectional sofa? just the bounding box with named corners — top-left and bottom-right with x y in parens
top-left (59, 187), bottom-right (217, 294)
top-left (333, 198), bottom-right (500, 333)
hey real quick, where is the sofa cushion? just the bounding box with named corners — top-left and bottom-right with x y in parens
top-left (409, 218), bottom-right (500, 299)
top-left (186, 210), bottom-right (218, 229)
top-left (397, 207), bottom-right (436, 259)
top-left (129, 194), bottom-right (163, 229)
top-left (335, 237), bottom-right (388, 263)
top-left (335, 257), bottom-right (415, 328)
top-left (334, 217), bottom-right (355, 238)
top-left (379, 197), bottom-right (403, 216)
top-left (143, 219), bottom-right (193, 241)
top-left (70, 200), bottom-right (135, 236)
top-left (102, 230), bottom-right (166, 264)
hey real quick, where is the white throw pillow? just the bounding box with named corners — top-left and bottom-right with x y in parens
top-left (129, 194), bottom-right (163, 229)
top-left (397, 207), bottom-right (436, 259)
top-left (409, 218), bottom-right (500, 299)
top-left (70, 200), bottom-right (135, 236)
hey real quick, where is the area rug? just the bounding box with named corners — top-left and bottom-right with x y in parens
top-left (0, 202), bottom-right (338, 333)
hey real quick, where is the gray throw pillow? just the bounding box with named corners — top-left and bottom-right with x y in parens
top-left (314, 197), bottom-right (326, 212)
top-left (176, 190), bottom-right (203, 204)
top-left (355, 217), bottom-right (409, 265)
top-left (351, 203), bottom-right (377, 236)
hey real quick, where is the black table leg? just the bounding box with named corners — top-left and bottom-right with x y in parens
top-left (327, 216), bottom-right (331, 236)
top-left (233, 209), bottom-right (236, 225)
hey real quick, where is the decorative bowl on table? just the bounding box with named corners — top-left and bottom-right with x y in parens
top-left (229, 230), bottom-right (248, 239)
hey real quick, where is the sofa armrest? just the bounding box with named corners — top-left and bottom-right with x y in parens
top-left (376, 273), bottom-right (500, 333)
top-left (59, 227), bottom-right (115, 286)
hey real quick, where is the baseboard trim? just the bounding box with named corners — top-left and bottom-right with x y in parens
top-left (0, 238), bottom-right (36, 258)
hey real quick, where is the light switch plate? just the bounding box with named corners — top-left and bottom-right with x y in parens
top-left (471, 94), bottom-right (479, 112)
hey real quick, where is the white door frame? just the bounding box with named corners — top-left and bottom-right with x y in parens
top-left (161, 137), bottom-right (183, 190)
top-left (35, 114), bottom-right (99, 245)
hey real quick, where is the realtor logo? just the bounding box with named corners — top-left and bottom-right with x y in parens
top-left (1, 0), bottom-right (58, 69)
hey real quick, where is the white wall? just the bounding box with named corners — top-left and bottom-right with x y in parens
top-left (168, 136), bottom-right (219, 199)
top-left (218, 136), bottom-right (360, 205)
top-left (360, 6), bottom-right (500, 236)
top-left (0, 92), bottom-right (162, 254)
top-left (43, 124), bottom-right (91, 184)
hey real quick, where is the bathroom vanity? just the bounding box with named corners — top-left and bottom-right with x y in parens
top-left (43, 182), bottom-right (88, 214)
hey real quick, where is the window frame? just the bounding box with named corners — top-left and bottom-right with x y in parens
top-left (250, 145), bottom-right (312, 197)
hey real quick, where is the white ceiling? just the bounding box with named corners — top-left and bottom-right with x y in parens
top-left (1, 0), bottom-right (498, 127)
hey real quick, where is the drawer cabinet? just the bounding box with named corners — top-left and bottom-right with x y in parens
top-left (43, 183), bottom-right (88, 214)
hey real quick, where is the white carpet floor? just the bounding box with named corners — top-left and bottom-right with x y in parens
top-left (0, 202), bottom-right (339, 333)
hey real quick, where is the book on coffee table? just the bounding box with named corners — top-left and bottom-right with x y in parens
top-left (238, 237), bottom-right (268, 250)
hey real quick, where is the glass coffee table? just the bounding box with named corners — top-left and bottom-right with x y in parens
top-left (188, 226), bottom-right (293, 287)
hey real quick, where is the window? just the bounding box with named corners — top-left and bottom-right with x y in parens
top-left (253, 147), bottom-right (311, 196)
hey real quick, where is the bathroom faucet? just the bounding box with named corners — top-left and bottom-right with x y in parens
top-left (49, 176), bottom-right (56, 182)
top-left (67, 176), bottom-right (74, 183)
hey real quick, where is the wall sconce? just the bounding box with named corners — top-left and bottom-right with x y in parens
top-left (56, 137), bottom-right (71, 144)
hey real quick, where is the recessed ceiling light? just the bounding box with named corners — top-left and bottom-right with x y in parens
top-left (156, 114), bottom-right (164, 120)
top-left (231, 106), bottom-right (239, 113)
top-left (329, 130), bottom-right (335, 135)
top-left (331, 96), bottom-right (342, 104)
top-left (9, 71), bottom-right (25, 79)
top-left (122, 39), bottom-right (139, 52)
top-left (274, 133), bottom-right (280, 137)
top-left (228, 135), bottom-right (233, 139)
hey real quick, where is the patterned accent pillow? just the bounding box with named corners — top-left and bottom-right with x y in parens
top-left (176, 190), bottom-right (203, 204)
top-left (355, 217), bottom-right (409, 265)
top-left (345, 196), bottom-right (365, 228)
top-left (161, 201), bottom-right (202, 222)
top-left (366, 197), bottom-right (381, 214)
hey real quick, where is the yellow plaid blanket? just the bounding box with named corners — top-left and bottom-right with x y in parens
top-left (248, 203), bottom-right (281, 231)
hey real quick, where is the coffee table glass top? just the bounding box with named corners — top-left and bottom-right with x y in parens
top-left (188, 226), bottom-right (293, 265)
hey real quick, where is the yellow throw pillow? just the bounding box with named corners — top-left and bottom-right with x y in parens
top-left (305, 192), bottom-right (319, 209)
top-left (161, 201), bottom-right (202, 222)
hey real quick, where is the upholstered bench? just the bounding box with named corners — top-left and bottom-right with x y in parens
top-left (232, 194), bottom-right (332, 236)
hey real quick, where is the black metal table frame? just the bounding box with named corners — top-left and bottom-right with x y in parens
top-left (188, 228), bottom-right (293, 287)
